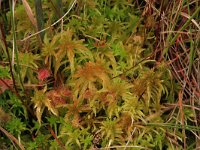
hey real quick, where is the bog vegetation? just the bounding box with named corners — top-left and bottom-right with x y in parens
top-left (0, 0), bottom-right (199, 149)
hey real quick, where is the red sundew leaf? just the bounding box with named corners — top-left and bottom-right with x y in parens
top-left (57, 86), bottom-right (72, 98)
top-left (38, 68), bottom-right (51, 81)
top-left (83, 89), bottom-right (95, 99)
top-left (46, 86), bottom-right (72, 107)
top-left (0, 79), bottom-right (13, 94)
top-left (50, 96), bottom-right (66, 107)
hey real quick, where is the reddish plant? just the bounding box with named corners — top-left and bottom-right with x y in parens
top-left (37, 68), bottom-right (51, 81)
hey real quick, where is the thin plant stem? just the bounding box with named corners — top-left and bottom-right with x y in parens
top-left (0, 23), bottom-right (19, 97)
top-left (10, 0), bottom-right (24, 91)
top-left (21, 0), bottom-right (77, 42)
top-left (0, 126), bottom-right (25, 150)
top-left (34, 0), bottom-right (44, 41)
top-left (163, 6), bottom-right (200, 56)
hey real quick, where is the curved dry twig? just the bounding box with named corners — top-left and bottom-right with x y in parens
top-left (21, 0), bottom-right (77, 42)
